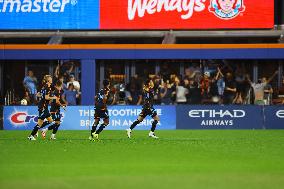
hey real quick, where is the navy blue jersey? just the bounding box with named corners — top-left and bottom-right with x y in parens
top-left (37, 85), bottom-right (52, 110)
top-left (95, 88), bottom-right (108, 110)
top-left (142, 88), bottom-right (155, 109)
top-left (50, 88), bottom-right (64, 113)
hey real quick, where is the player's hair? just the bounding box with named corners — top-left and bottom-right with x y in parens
top-left (145, 78), bottom-right (152, 86)
top-left (55, 80), bottom-right (63, 87)
top-left (42, 75), bottom-right (52, 85)
top-left (103, 79), bottom-right (110, 87)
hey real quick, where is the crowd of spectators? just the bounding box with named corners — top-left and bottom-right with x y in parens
top-left (19, 60), bottom-right (284, 106)
top-left (21, 61), bottom-right (81, 105)
top-left (109, 62), bottom-right (283, 105)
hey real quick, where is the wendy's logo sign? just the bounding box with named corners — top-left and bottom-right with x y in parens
top-left (128, 0), bottom-right (206, 20)
top-left (208, 0), bottom-right (245, 20)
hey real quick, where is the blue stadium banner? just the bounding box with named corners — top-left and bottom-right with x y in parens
top-left (3, 105), bottom-right (176, 130)
top-left (0, 0), bottom-right (99, 29)
top-left (263, 106), bottom-right (284, 129)
top-left (176, 105), bottom-right (264, 129)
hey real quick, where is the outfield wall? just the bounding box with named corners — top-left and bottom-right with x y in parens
top-left (2, 105), bottom-right (284, 130)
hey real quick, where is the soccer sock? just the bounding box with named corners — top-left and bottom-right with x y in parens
top-left (48, 123), bottom-right (56, 131)
top-left (150, 120), bottom-right (158, 132)
top-left (52, 124), bottom-right (60, 134)
top-left (95, 123), bottom-right (106, 134)
top-left (30, 124), bottom-right (40, 136)
top-left (91, 122), bottom-right (99, 135)
top-left (130, 120), bottom-right (141, 130)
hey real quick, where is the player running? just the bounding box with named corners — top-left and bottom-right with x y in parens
top-left (41, 80), bottom-right (66, 140)
top-left (89, 79), bottom-right (110, 141)
top-left (28, 75), bottom-right (56, 140)
top-left (126, 79), bottom-right (159, 139)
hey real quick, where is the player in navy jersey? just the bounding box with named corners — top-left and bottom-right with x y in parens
top-left (89, 79), bottom-right (110, 141)
top-left (126, 79), bottom-right (160, 139)
top-left (28, 75), bottom-right (57, 141)
top-left (41, 80), bottom-right (66, 140)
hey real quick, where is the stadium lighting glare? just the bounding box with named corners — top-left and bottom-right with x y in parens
top-left (47, 31), bottom-right (63, 44)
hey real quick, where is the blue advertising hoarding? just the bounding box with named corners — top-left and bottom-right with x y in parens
top-left (263, 106), bottom-right (284, 129)
top-left (3, 105), bottom-right (176, 130)
top-left (0, 0), bottom-right (99, 29)
top-left (176, 105), bottom-right (264, 129)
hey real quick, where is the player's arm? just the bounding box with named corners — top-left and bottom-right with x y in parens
top-left (102, 89), bottom-right (109, 103)
top-left (225, 87), bottom-right (237, 92)
top-left (225, 82), bottom-right (237, 92)
top-left (45, 90), bottom-right (57, 100)
top-left (267, 70), bottom-right (278, 84)
top-left (137, 94), bottom-right (142, 105)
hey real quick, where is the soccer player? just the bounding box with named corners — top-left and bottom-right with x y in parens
top-left (126, 79), bottom-right (159, 139)
top-left (28, 75), bottom-right (56, 140)
top-left (89, 79), bottom-right (110, 141)
top-left (41, 80), bottom-right (66, 140)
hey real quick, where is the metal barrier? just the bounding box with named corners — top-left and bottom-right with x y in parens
top-left (4, 89), bottom-right (15, 105)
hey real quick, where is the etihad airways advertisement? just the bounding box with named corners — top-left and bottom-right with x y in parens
top-left (0, 0), bottom-right (274, 29)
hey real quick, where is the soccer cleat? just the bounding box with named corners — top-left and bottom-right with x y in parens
top-left (93, 133), bottom-right (99, 140)
top-left (149, 131), bottom-right (159, 139)
top-left (50, 134), bottom-right (56, 140)
top-left (28, 136), bottom-right (36, 141)
top-left (89, 133), bottom-right (99, 141)
top-left (126, 129), bottom-right (132, 138)
top-left (41, 128), bottom-right (48, 139)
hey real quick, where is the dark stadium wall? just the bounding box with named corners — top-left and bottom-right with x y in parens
top-left (275, 0), bottom-right (284, 26)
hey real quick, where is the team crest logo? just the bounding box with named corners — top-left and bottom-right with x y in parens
top-left (209, 0), bottom-right (245, 20)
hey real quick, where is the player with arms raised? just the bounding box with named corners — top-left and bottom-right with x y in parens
top-left (126, 79), bottom-right (159, 139)
top-left (41, 80), bottom-right (66, 140)
top-left (28, 75), bottom-right (56, 140)
top-left (89, 79), bottom-right (110, 141)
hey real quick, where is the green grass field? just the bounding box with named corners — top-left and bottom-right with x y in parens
top-left (0, 130), bottom-right (284, 189)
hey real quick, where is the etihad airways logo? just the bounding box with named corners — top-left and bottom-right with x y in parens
top-left (0, 0), bottom-right (77, 13)
top-left (128, 0), bottom-right (245, 20)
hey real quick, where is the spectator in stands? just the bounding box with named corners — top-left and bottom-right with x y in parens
top-left (23, 70), bottom-right (38, 104)
top-left (248, 71), bottom-right (278, 105)
top-left (187, 79), bottom-right (202, 104)
top-left (128, 83), bottom-right (142, 105)
top-left (63, 83), bottom-right (79, 105)
top-left (20, 89), bottom-right (31, 105)
top-left (216, 67), bottom-right (225, 97)
top-left (223, 72), bottom-right (237, 104)
top-left (209, 71), bottom-right (221, 104)
top-left (58, 75), bottom-right (67, 92)
top-left (113, 84), bottom-right (132, 105)
top-left (235, 64), bottom-right (246, 97)
top-left (60, 61), bottom-right (74, 79)
top-left (160, 80), bottom-right (173, 105)
top-left (233, 92), bottom-right (243, 105)
top-left (54, 63), bottom-right (68, 91)
top-left (242, 75), bottom-right (255, 104)
top-left (263, 80), bottom-right (273, 105)
top-left (175, 78), bottom-right (188, 104)
top-left (186, 63), bottom-right (202, 81)
top-left (200, 71), bottom-right (211, 101)
top-left (153, 76), bottom-right (162, 104)
top-left (67, 74), bottom-right (80, 92)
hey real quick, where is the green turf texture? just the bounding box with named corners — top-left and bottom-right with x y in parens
top-left (0, 130), bottom-right (284, 189)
